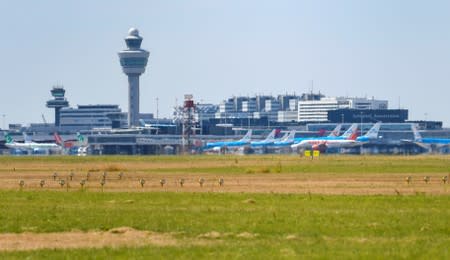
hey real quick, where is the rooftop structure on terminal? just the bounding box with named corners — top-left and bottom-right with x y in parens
top-left (118, 28), bottom-right (150, 128)
top-left (46, 86), bottom-right (69, 127)
top-left (172, 93), bottom-right (400, 133)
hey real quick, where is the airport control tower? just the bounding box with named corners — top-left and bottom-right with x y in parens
top-left (46, 86), bottom-right (69, 127)
top-left (118, 28), bottom-right (150, 128)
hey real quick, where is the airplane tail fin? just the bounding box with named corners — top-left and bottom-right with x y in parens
top-left (3, 132), bottom-right (14, 144)
top-left (240, 130), bottom-right (252, 142)
top-left (363, 122), bottom-right (381, 139)
top-left (274, 129), bottom-right (282, 138)
top-left (349, 131), bottom-right (359, 140)
top-left (54, 132), bottom-right (63, 145)
top-left (328, 124), bottom-right (342, 137)
top-left (76, 132), bottom-right (86, 144)
top-left (279, 131), bottom-right (290, 141)
top-left (264, 129), bottom-right (278, 142)
top-left (139, 119), bottom-right (146, 127)
top-left (341, 124), bottom-right (358, 139)
top-left (411, 124), bottom-right (422, 142)
top-left (286, 130), bottom-right (296, 142)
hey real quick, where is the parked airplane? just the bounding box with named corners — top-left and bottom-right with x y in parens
top-left (407, 124), bottom-right (450, 151)
top-left (4, 132), bottom-right (61, 153)
top-left (53, 132), bottom-right (88, 155)
top-left (292, 124), bottom-right (353, 144)
top-left (292, 123), bottom-right (384, 151)
top-left (250, 129), bottom-right (281, 147)
top-left (291, 124), bottom-right (359, 151)
top-left (139, 119), bottom-right (176, 129)
top-left (205, 130), bottom-right (252, 149)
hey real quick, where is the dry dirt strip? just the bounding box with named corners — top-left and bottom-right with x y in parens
top-left (0, 227), bottom-right (264, 252)
top-left (1, 172), bottom-right (449, 195)
top-left (0, 227), bottom-right (179, 251)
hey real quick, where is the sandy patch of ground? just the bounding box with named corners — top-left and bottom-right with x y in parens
top-left (0, 227), bottom-right (179, 252)
top-left (197, 231), bottom-right (257, 240)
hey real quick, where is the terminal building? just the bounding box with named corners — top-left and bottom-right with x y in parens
top-left (298, 97), bottom-right (388, 122)
top-left (175, 94), bottom-right (395, 130)
top-left (59, 105), bottom-right (122, 130)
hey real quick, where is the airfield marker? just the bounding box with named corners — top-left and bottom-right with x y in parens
top-left (19, 179), bottom-right (25, 190)
top-left (405, 176), bottom-right (412, 184)
top-left (80, 179), bottom-right (86, 189)
top-left (100, 179), bottom-right (106, 192)
top-left (198, 177), bottom-right (205, 187)
top-left (139, 178), bottom-right (146, 188)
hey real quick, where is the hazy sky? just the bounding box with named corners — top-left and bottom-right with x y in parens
top-left (1, 0), bottom-right (449, 127)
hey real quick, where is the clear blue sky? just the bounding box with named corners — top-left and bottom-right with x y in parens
top-left (1, 0), bottom-right (449, 127)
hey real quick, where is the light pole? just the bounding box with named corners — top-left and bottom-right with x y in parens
top-left (156, 97), bottom-right (159, 124)
top-left (360, 112), bottom-right (363, 154)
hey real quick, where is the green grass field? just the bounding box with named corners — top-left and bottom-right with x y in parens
top-left (0, 154), bottom-right (449, 174)
top-left (0, 191), bottom-right (449, 259)
top-left (0, 155), bottom-right (449, 258)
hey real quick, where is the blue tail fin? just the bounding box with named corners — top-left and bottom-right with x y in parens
top-left (240, 130), bottom-right (252, 142)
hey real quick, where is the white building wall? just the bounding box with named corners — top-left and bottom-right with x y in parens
top-left (298, 97), bottom-right (388, 122)
top-left (277, 111), bottom-right (298, 122)
top-left (298, 98), bottom-right (339, 122)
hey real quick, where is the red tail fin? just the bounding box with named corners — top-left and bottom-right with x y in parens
top-left (54, 133), bottom-right (63, 145)
top-left (348, 131), bottom-right (358, 140)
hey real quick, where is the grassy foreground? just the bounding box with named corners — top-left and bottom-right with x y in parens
top-left (0, 191), bottom-right (449, 259)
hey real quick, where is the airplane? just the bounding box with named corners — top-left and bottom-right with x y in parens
top-left (292, 124), bottom-right (352, 144)
top-left (291, 123), bottom-right (356, 144)
top-left (291, 124), bottom-right (359, 151)
top-left (4, 132), bottom-right (62, 153)
top-left (250, 129), bottom-right (281, 147)
top-left (52, 132), bottom-right (88, 155)
top-left (205, 130), bottom-right (252, 149)
top-left (407, 124), bottom-right (450, 152)
top-left (139, 119), bottom-right (176, 129)
top-left (292, 123), bottom-right (383, 151)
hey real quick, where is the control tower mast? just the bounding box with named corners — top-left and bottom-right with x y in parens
top-left (46, 86), bottom-right (69, 127)
top-left (118, 28), bottom-right (150, 128)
